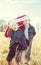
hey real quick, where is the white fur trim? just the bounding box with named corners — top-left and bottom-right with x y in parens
top-left (9, 15), bottom-right (30, 26)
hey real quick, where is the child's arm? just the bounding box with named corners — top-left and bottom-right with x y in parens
top-left (8, 28), bottom-right (14, 38)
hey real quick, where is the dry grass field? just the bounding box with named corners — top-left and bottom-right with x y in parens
top-left (29, 30), bottom-right (41, 65)
top-left (0, 30), bottom-right (41, 65)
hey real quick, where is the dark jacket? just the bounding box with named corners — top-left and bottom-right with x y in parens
top-left (28, 24), bottom-right (36, 42)
top-left (8, 25), bottom-right (27, 50)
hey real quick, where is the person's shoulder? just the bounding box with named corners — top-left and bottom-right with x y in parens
top-left (9, 28), bottom-right (12, 30)
top-left (20, 25), bottom-right (25, 28)
top-left (8, 28), bottom-right (14, 32)
top-left (29, 23), bottom-right (35, 29)
top-left (19, 25), bottom-right (25, 31)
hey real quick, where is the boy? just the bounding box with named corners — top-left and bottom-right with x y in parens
top-left (15, 15), bottom-right (36, 65)
top-left (6, 23), bottom-right (28, 65)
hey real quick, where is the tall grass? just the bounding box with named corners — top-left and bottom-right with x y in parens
top-left (0, 31), bottom-right (41, 65)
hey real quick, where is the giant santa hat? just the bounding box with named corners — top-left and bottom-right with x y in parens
top-left (4, 15), bottom-right (30, 37)
top-left (9, 15), bottom-right (30, 26)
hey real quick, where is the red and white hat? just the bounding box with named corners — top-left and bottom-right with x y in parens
top-left (15, 15), bottom-right (30, 23)
top-left (9, 15), bottom-right (30, 26)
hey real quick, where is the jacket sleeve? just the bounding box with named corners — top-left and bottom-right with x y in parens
top-left (8, 28), bottom-right (14, 38)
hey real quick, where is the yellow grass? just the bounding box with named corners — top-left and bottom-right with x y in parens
top-left (0, 32), bottom-right (9, 65)
top-left (0, 30), bottom-right (41, 65)
top-left (29, 30), bottom-right (41, 65)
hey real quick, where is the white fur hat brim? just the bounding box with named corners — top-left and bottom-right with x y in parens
top-left (9, 15), bottom-right (30, 26)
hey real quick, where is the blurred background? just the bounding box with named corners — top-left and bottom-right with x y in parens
top-left (0, 0), bottom-right (41, 65)
top-left (0, 0), bottom-right (41, 32)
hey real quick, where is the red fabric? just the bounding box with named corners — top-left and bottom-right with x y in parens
top-left (4, 26), bottom-right (9, 37)
top-left (4, 23), bottom-right (10, 38)
top-left (16, 15), bottom-right (25, 26)
top-left (16, 15), bottom-right (26, 19)
top-left (17, 21), bottom-right (23, 26)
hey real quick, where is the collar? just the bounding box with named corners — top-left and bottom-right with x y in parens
top-left (25, 23), bottom-right (29, 28)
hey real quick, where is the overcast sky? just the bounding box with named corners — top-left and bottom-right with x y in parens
top-left (0, 0), bottom-right (41, 27)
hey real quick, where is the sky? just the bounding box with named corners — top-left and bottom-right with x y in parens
top-left (0, 0), bottom-right (41, 27)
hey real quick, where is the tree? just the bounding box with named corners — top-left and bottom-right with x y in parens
top-left (1, 25), bottom-right (3, 32)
